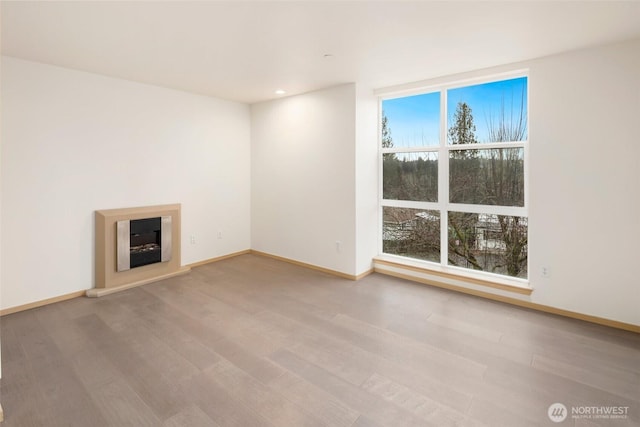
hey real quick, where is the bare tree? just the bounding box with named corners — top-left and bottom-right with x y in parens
top-left (486, 86), bottom-right (527, 143)
top-left (483, 86), bottom-right (528, 277)
top-left (383, 208), bottom-right (440, 262)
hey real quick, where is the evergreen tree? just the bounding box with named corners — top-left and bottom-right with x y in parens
top-left (448, 102), bottom-right (478, 146)
top-left (381, 113), bottom-right (393, 149)
top-left (382, 111), bottom-right (402, 199)
top-left (447, 102), bottom-right (481, 270)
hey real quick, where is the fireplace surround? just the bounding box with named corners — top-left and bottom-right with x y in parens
top-left (88, 203), bottom-right (190, 297)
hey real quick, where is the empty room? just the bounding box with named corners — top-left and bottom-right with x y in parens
top-left (1, 1), bottom-right (639, 426)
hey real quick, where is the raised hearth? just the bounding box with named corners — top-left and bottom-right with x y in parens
top-left (88, 203), bottom-right (189, 297)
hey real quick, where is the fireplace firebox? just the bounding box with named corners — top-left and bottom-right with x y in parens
top-left (130, 217), bottom-right (161, 268)
top-left (116, 216), bottom-right (172, 272)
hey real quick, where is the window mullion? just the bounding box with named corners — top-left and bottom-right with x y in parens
top-left (448, 203), bottom-right (527, 217)
top-left (381, 200), bottom-right (440, 210)
top-left (439, 88), bottom-right (449, 267)
top-left (448, 141), bottom-right (526, 150)
top-left (382, 146), bottom-right (439, 154)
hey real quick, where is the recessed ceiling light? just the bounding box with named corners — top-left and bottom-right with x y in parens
top-left (275, 89), bottom-right (286, 95)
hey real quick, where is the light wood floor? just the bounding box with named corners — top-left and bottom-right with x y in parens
top-left (1, 254), bottom-right (639, 426)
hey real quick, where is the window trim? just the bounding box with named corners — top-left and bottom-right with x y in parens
top-left (373, 255), bottom-right (532, 295)
top-left (378, 70), bottom-right (530, 286)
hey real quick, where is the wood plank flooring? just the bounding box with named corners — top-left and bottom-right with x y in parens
top-left (1, 254), bottom-right (639, 426)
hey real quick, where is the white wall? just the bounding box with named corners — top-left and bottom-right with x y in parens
top-left (375, 38), bottom-right (640, 326)
top-left (527, 39), bottom-right (640, 325)
top-left (1, 57), bottom-right (251, 310)
top-left (355, 84), bottom-right (379, 275)
top-left (251, 84), bottom-right (358, 275)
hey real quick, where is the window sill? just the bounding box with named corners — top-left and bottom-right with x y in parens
top-left (373, 255), bottom-right (532, 296)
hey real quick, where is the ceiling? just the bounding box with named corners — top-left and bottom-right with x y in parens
top-left (2, 1), bottom-right (640, 104)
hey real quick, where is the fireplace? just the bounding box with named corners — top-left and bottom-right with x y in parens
top-left (116, 216), bottom-right (172, 271)
top-left (90, 204), bottom-right (189, 297)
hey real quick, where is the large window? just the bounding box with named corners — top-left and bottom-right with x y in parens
top-left (380, 75), bottom-right (528, 280)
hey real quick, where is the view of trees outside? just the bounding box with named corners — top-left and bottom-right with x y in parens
top-left (383, 207), bottom-right (440, 263)
top-left (382, 77), bottom-right (528, 279)
top-left (449, 147), bottom-right (524, 206)
top-left (383, 152), bottom-right (438, 201)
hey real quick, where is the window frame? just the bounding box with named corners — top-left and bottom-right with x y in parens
top-left (378, 71), bottom-right (530, 286)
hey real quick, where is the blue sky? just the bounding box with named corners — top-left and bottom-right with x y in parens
top-left (383, 77), bottom-right (528, 147)
top-left (383, 92), bottom-right (440, 147)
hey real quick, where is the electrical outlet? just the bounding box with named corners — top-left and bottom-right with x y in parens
top-left (541, 266), bottom-right (550, 278)
top-left (335, 241), bottom-right (342, 253)
top-left (217, 231), bottom-right (222, 239)
top-left (190, 235), bottom-right (196, 244)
